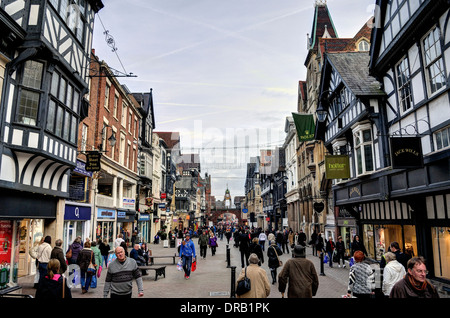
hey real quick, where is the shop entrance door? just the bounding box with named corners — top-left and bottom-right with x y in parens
top-left (97, 221), bottom-right (114, 247)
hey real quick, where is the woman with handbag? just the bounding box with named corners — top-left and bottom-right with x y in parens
top-left (77, 241), bottom-right (96, 294)
top-left (236, 254), bottom-right (270, 298)
top-left (35, 258), bottom-right (72, 298)
top-left (267, 240), bottom-right (283, 284)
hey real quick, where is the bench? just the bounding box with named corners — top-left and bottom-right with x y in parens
top-left (138, 266), bottom-right (166, 281)
top-left (148, 253), bottom-right (177, 265)
top-left (0, 286), bottom-right (31, 298)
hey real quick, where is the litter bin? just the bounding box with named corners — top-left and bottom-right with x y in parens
top-left (170, 238), bottom-right (175, 248)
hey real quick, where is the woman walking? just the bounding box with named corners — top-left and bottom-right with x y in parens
top-left (77, 241), bottom-right (96, 294)
top-left (267, 240), bottom-right (283, 284)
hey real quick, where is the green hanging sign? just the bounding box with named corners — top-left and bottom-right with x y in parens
top-left (325, 155), bottom-right (351, 179)
top-left (292, 113), bottom-right (316, 142)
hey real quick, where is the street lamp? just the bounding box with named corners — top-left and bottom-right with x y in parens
top-left (316, 103), bottom-right (328, 123)
top-left (316, 90), bottom-right (332, 123)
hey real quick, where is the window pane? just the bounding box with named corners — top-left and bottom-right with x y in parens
top-left (356, 147), bottom-right (363, 175)
top-left (55, 106), bottom-right (64, 137)
top-left (47, 100), bottom-right (56, 131)
top-left (66, 84), bottom-right (73, 109)
top-left (70, 115), bottom-right (77, 143)
top-left (442, 128), bottom-right (449, 148)
top-left (364, 144), bottom-right (374, 172)
top-left (363, 129), bottom-right (372, 142)
top-left (63, 112), bottom-right (70, 140)
top-left (73, 90), bottom-right (80, 112)
top-left (59, 77), bottom-right (66, 102)
top-left (436, 131), bottom-right (443, 149)
top-left (18, 89), bottom-right (39, 125)
top-left (23, 61), bottom-right (43, 90)
top-left (51, 73), bottom-right (59, 96)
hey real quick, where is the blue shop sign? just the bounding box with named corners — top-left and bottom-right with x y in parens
top-left (65, 205), bottom-right (91, 221)
top-left (73, 160), bottom-right (93, 177)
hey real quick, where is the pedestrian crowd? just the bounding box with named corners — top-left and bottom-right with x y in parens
top-left (28, 225), bottom-right (440, 299)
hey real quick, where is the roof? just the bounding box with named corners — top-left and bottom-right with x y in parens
top-left (308, 3), bottom-right (338, 51)
top-left (326, 52), bottom-right (385, 96)
top-left (154, 131), bottom-right (180, 150)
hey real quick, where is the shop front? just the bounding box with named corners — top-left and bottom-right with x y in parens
top-left (63, 203), bottom-right (91, 252)
top-left (0, 189), bottom-right (58, 287)
top-left (96, 208), bottom-right (116, 247)
top-left (117, 209), bottom-right (136, 246)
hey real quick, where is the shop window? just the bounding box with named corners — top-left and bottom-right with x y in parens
top-left (432, 227), bottom-right (450, 280)
top-left (372, 224), bottom-right (417, 261)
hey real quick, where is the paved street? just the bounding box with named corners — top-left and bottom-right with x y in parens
top-left (18, 236), bottom-right (350, 299)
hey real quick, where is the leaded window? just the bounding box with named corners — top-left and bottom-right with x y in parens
top-left (423, 26), bottom-right (446, 95)
top-left (16, 61), bottom-right (44, 126)
top-left (396, 56), bottom-right (413, 113)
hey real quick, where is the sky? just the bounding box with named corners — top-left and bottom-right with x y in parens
top-left (91, 0), bottom-right (376, 199)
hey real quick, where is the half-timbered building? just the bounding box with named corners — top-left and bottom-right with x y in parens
top-left (317, 0), bottom-right (450, 289)
top-left (0, 0), bottom-right (103, 283)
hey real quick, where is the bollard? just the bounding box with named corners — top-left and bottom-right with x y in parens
top-left (226, 246), bottom-right (231, 268)
top-left (230, 266), bottom-right (236, 298)
top-left (320, 253), bottom-right (326, 276)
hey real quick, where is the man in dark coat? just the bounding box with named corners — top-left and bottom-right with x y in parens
top-left (50, 239), bottom-right (67, 274)
top-left (390, 256), bottom-right (439, 298)
top-left (239, 229), bottom-right (251, 268)
top-left (278, 245), bottom-right (319, 298)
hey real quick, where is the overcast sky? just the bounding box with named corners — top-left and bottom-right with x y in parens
top-left (92, 0), bottom-right (376, 199)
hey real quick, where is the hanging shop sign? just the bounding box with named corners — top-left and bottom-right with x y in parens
top-left (325, 155), bottom-right (350, 179)
top-left (85, 151), bottom-right (102, 171)
top-left (292, 113), bottom-right (316, 142)
top-left (390, 137), bottom-right (424, 169)
top-left (313, 202), bottom-right (325, 213)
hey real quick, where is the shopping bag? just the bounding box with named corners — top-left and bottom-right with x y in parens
top-left (107, 252), bottom-right (117, 266)
top-left (349, 257), bottom-right (355, 267)
top-left (177, 259), bottom-right (183, 271)
top-left (191, 260), bottom-right (197, 272)
top-left (323, 254), bottom-right (329, 263)
top-left (90, 274), bottom-right (97, 288)
top-left (97, 265), bottom-right (102, 278)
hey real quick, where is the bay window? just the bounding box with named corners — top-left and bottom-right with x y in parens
top-left (353, 123), bottom-right (374, 176)
top-left (46, 71), bottom-right (80, 144)
top-left (16, 60), bottom-right (44, 126)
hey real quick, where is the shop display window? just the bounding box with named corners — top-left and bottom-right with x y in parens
top-left (432, 227), bottom-right (450, 280)
top-left (366, 224), bottom-right (417, 261)
top-left (0, 220), bottom-right (20, 288)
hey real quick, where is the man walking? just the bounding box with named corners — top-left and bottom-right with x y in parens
top-left (278, 245), bottom-right (319, 298)
top-left (198, 230), bottom-right (209, 259)
top-left (103, 246), bottom-right (144, 298)
top-left (50, 239), bottom-right (67, 274)
top-left (179, 233), bottom-right (196, 279)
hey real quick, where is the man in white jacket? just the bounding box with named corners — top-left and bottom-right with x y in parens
top-left (382, 252), bottom-right (406, 297)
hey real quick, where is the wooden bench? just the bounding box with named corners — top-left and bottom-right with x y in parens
top-left (148, 253), bottom-right (177, 265)
top-left (138, 266), bottom-right (166, 281)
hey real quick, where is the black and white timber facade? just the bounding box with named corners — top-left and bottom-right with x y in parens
top-left (0, 0), bottom-right (103, 284)
top-left (317, 0), bottom-right (450, 288)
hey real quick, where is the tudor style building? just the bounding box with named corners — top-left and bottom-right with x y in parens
top-left (316, 0), bottom-right (450, 290)
top-left (295, 0), bottom-right (373, 245)
top-left (0, 0), bottom-right (103, 283)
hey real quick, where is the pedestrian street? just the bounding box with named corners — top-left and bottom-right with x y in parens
top-left (18, 236), bottom-right (350, 299)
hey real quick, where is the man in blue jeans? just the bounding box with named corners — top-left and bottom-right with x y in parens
top-left (179, 233), bottom-right (196, 279)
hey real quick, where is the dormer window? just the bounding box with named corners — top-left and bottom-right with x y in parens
top-left (358, 40), bottom-right (370, 51)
